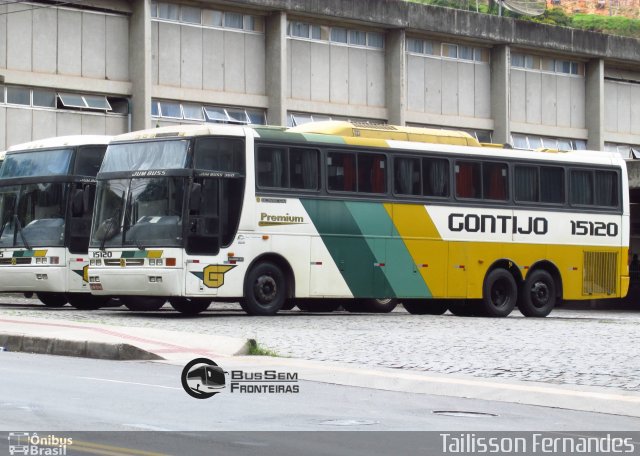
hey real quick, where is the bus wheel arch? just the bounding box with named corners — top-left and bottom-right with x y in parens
top-left (519, 261), bottom-right (562, 318)
top-left (242, 254), bottom-right (295, 316)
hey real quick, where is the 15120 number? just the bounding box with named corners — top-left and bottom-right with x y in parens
top-left (570, 220), bottom-right (618, 237)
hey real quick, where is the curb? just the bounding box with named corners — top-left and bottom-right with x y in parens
top-left (0, 334), bottom-right (164, 361)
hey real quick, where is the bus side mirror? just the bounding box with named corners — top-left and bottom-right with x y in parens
top-left (71, 189), bottom-right (84, 217)
top-left (189, 183), bottom-right (202, 212)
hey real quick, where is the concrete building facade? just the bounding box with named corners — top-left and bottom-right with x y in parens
top-left (0, 0), bottom-right (639, 157)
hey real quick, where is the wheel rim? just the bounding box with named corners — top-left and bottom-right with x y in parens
top-left (530, 281), bottom-right (550, 308)
top-left (491, 278), bottom-right (511, 308)
top-left (254, 274), bottom-right (277, 305)
top-left (376, 298), bottom-right (392, 305)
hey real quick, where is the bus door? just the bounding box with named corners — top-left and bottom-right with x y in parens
top-left (185, 176), bottom-right (243, 296)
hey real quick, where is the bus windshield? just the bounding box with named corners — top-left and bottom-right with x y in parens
top-left (100, 140), bottom-right (189, 173)
top-left (0, 183), bottom-right (67, 247)
top-left (0, 149), bottom-right (73, 178)
top-left (91, 177), bottom-right (184, 248)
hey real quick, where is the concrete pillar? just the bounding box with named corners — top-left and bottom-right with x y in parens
top-left (490, 45), bottom-right (510, 145)
top-left (586, 58), bottom-right (605, 151)
top-left (265, 11), bottom-right (287, 127)
top-left (129, 0), bottom-right (152, 131)
top-left (386, 29), bottom-right (405, 126)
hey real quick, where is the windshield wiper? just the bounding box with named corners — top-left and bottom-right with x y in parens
top-left (14, 215), bottom-right (31, 251)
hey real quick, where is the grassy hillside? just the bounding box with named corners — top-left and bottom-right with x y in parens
top-left (406, 0), bottom-right (640, 38)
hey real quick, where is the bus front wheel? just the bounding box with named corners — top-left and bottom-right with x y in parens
top-left (122, 296), bottom-right (166, 311)
top-left (68, 294), bottom-right (109, 310)
top-left (518, 269), bottom-right (556, 318)
top-left (403, 299), bottom-right (448, 315)
top-left (37, 292), bottom-right (68, 308)
top-left (170, 297), bottom-right (211, 315)
top-left (242, 262), bottom-right (286, 316)
top-left (481, 269), bottom-right (517, 318)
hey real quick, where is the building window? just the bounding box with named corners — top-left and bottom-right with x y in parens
top-left (512, 52), bottom-right (584, 76)
top-left (407, 38), bottom-right (488, 63)
top-left (511, 133), bottom-right (585, 151)
top-left (152, 99), bottom-right (266, 125)
top-left (6, 86), bottom-right (30, 105)
top-left (330, 27), bottom-right (348, 43)
top-left (349, 30), bottom-right (366, 46)
top-left (289, 22), bottom-right (382, 49)
top-left (152, 2), bottom-right (263, 33)
top-left (32, 89), bottom-right (56, 108)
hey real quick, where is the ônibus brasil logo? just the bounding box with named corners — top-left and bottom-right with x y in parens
top-left (7, 432), bottom-right (72, 456)
top-left (181, 358), bottom-right (300, 399)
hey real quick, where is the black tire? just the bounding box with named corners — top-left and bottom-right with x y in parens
top-left (480, 269), bottom-right (517, 317)
top-left (67, 294), bottom-right (110, 310)
top-left (170, 297), bottom-right (211, 315)
top-left (342, 300), bottom-right (365, 312)
top-left (121, 296), bottom-right (166, 311)
top-left (519, 269), bottom-right (557, 317)
top-left (37, 292), bottom-right (68, 308)
top-left (447, 299), bottom-right (476, 316)
top-left (403, 299), bottom-right (448, 315)
top-left (296, 300), bottom-right (340, 312)
top-left (242, 262), bottom-right (287, 316)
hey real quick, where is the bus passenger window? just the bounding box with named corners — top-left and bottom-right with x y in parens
top-left (194, 138), bottom-right (245, 173)
top-left (394, 157), bottom-right (421, 195)
top-left (289, 148), bottom-right (319, 190)
top-left (455, 161), bottom-right (481, 199)
top-left (358, 153), bottom-right (386, 194)
top-left (570, 170), bottom-right (593, 205)
top-left (594, 171), bottom-right (618, 207)
top-left (515, 166), bottom-right (538, 202)
top-left (257, 147), bottom-right (288, 188)
top-left (327, 152), bottom-right (356, 192)
top-left (483, 162), bottom-right (508, 201)
top-left (540, 166), bottom-right (564, 204)
top-left (423, 158), bottom-right (449, 197)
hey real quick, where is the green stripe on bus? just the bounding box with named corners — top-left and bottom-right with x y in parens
top-left (301, 199), bottom-right (394, 298)
top-left (299, 133), bottom-right (347, 144)
top-left (344, 201), bottom-right (431, 298)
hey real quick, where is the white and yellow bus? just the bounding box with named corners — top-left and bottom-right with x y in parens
top-left (87, 122), bottom-right (629, 317)
top-left (0, 136), bottom-right (111, 309)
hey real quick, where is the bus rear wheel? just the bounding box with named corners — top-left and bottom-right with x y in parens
top-left (480, 269), bottom-right (517, 317)
top-left (37, 292), bottom-right (68, 308)
top-left (296, 300), bottom-right (340, 312)
top-left (518, 269), bottom-right (556, 318)
top-left (68, 294), bottom-right (110, 310)
top-left (403, 299), bottom-right (448, 315)
top-left (242, 262), bottom-right (286, 316)
top-left (170, 297), bottom-right (211, 315)
top-left (121, 296), bottom-right (166, 311)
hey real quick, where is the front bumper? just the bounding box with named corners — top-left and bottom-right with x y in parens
top-left (0, 266), bottom-right (66, 293)
top-left (89, 267), bottom-right (182, 297)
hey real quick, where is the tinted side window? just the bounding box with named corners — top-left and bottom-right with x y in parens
top-left (514, 165), bottom-right (538, 202)
top-left (358, 153), bottom-right (386, 194)
top-left (327, 152), bottom-right (356, 192)
top-left (570, 170), bottom-right (593, 205)
top-left (483, 162), bottom-right (508, 201)
top-left (594, 170), bottom-right (618, 207)
top-left (394, 157), bottom-right (421, 195)
top-left (289, 148), bottom-right (319, 190)
top-left (455, 161), bottom-right (481, 199)
top-left (257, 147), bottom-right (287, 188)
top-left (75, 146), bottom-right (107, 177)
top-left (540, 166), bottom-right (564, 204)
top-left (423, 158), bottom-right (449, 197)
top-left (194, 138), bottom-right (245, 173)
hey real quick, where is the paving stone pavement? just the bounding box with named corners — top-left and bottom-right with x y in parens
top-left (1, 294), bottom-right (639, 392)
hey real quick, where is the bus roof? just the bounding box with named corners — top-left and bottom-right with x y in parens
top-left (113, 124), bottom-right (246, 142)
top-left (6, 135), bottom-right (113, 152)
top-left (111, 122), bottom-right (622, 167)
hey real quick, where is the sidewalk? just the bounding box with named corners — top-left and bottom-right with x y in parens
top-left (2, 315), bottom-right (640, 419)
